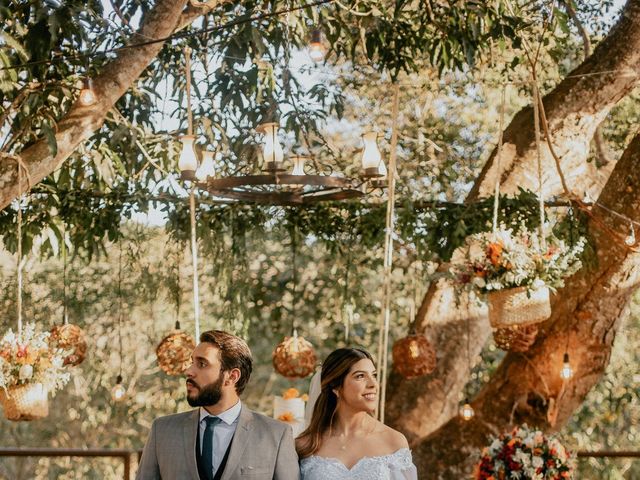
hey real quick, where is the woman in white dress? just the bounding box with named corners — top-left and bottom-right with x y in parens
top-left (296, 348), bottom-right (418, 479)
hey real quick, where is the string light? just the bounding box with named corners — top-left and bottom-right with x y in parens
top-left (308, 28), bottom-right (327, 62)
top-left (625, 221), bottom-right (636, 246)
top-left (111, 374), bottom-right (126, 402)
top-left (460, 399), bottom-right (475, 421)
top-left (560, 352), bottom-right (573, 380)
top-left (78, 78), bottom-right (97, 106)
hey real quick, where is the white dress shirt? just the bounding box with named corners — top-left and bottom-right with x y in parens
top-left (198, 401), bottom-right (242, 473)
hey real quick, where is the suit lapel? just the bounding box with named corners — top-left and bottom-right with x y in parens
top-left (220, 404), bottom-right (254, 480)
top-left (184, 409), bottom-right (202, 480)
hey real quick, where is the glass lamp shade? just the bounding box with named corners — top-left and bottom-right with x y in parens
top-left (111, 375), bottom-right (126, 402)
top-left (625, 224), bottom-right (636, 246)
top-left (196, 151), bottom-right (216, 181)
top-left (560, 353), bottom-right (573, 380)
top-left (460, 401), bottom-right (475, 421)
top-left (79, 78), bottom-right (97, 106)
top-left (371, 158), bottom-right (389, 188)
top-left (178, 135), bottom-right (198, 180)
top-left (309, 29), bottom-right (326, 63)
top-left (361, 131), bottom-right (383, 178)
top-left (260, 123), bottom-right (284, 171)
top-left (290, 156), bottom-right (307, 176)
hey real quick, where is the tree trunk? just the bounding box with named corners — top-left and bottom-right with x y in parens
top-left (385, 0), bottom-right (640, 440)
top-left (412, 132), bottom-right (640, 478)
top-left (0, 0), bottom-right (228, 211)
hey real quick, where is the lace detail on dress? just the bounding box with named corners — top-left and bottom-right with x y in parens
top-left (300, 448), bottom-right (418, 480)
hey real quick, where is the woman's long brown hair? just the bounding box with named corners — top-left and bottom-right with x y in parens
top-left (296, 348), bottom-right (373, 459)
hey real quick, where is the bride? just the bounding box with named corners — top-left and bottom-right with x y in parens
top-left (296, 348), bottom-right (418, 479)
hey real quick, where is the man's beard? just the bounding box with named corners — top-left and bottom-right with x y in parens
top-left (186, 375), bottom-right (224, 407)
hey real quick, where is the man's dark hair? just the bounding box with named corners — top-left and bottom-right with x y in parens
top-left (199, 330), bottom-right (253, 394)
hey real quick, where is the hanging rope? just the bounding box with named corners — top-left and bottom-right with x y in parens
top-left (62, 222), bottom-right (68, 325)
top-left (16, 162), bottom-right (23, 334)
top-left (492, 85), bottom-right (507, 233)
top-left (117, 243), bottom-right (124, 378)
top-left (190, 188), bottom-right (201, 340)
top-left (377, 82), bottom-right (400, 423)
top-left (290, 221), bottom-right (299, 336)
top-left (185, 46), bottom-right (194, 136)
top-left (532, 80), bottom-right (547, 250)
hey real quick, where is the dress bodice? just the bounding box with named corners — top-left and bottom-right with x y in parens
top-left (300, 448), bottom-right (418, 480)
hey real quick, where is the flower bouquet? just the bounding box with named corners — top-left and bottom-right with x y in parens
top-left (0, 323), bottom-right (71, 420)
top-left (450, 227), bottom-right (585, 327)
top-left (475, 425), bottom-right (575, 480)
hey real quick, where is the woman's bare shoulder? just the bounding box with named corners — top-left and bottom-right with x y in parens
top-left (376, 422), bottom-right (410, 450)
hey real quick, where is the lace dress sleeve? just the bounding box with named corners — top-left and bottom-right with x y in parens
top-left (389, 448), bottom-right (418, 480)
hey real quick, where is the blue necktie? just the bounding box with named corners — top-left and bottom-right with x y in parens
top-left (201, 416), bottom-right (222, 480)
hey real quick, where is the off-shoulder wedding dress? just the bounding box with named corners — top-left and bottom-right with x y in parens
top-left (300, 447), bottom-right (418, 480)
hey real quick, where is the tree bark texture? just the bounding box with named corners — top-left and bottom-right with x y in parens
top-left (468, 0), bottom-right (640, 200)
top-left (412, 131), bottom-right (640, 478)
top-left (385, 0), bottom-right (640, 442)
top-left (0, 0), bottom-right (224, 210)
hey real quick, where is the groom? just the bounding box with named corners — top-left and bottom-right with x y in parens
top-left (136, 330), bottom-right (300, 480)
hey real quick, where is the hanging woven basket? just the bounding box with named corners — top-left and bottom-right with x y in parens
top-left (50, 324), bottom-right (88, 366)
top-left (156, 328), bottom-right (196, 376)
top-left (488, 285), bottom-right (551, 328)
top-left (0, 383), bottom-right (49, 421)
top-left (272, 334), bottom-right (316, 379)
top-left (493, 324), bottom-right (539, 352)
top-left (392, 334), bottom-right (436, 379)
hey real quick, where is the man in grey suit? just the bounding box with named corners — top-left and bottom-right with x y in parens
top-left (137, 330), bottom-right (300, 480)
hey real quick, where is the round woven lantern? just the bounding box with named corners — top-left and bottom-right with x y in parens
top-left (50, 324), bottom-right (88, 366)
top-left (0, 383), bottom-right (49, 421)
top-left (488, 285), bottom-right (551, 328)
top-left (272, 332), bottom-right (316, 379)
top-left (392, 334), bottom-right (436, 379)
top-left (156, 324), bottom-right (196, 376)
top-left (493, 324), bottom-right (539, 352)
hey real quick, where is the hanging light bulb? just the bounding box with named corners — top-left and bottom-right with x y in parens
top-left (308, 28), bottom-right (326, 63)
top-left (460, 400), bottom-right (475, 421)
top-left (178, 135), bottom-right (198, 181)
top-left (196, 151), bottom-right (216, 181)
top-left (290, 155), bottom-right (307, 176)
top-left (360, 131), bottom-right (383, 178)
top-left (259, 123), bottom-right (285, 172)
top-left (625, 222), bottom-right (636, 246)
top-left (79, 78), bottom-right (97, 106)
top-left (111, 374), bottom-right (126, 402)
top-left (560, 352), bottom-right (573, 380)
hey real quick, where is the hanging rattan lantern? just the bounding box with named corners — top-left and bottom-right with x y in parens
top-left (156, 322), bottom-right (196, 376)
top-left (392, 333), bottom-right (436, 379)
top-left (50, 324), bottom-right (88, 367)
top-left (272, 331), bottom-right (316, 379)
top-left (493, 324), bottom-right (539, 352)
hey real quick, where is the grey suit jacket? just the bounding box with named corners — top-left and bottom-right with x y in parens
top-left (136, 404), bottom-right (300, 480)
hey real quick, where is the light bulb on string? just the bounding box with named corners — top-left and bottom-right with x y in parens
top-left (560, 352), bottom-right (573, 380)
top-left (79, 78), bottom-right (97, 106)
top-left (178, 135), bottom-right (198, 181)
top-left (361, 131), bottom-right (383, 178)
top-left (460, 400), bottom-right (475, 421)
top-left (111, 374), bottom-right (126, 402)
top-left (259, 123), bottom-right (284, 172)
top-left (308, 28), bottom-right (326, 63)
top-left (196, 151), bottom-right (216, 181)
top-left (625, 222), bottom-right (636, 246)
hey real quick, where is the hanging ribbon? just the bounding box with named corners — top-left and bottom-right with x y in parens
top-left (492, 85), bottom-right (507, 233)
top-left (16, 162), bottom-right (23, 334)
top-left (531, 80), bottom-right (547, 250)
top-left (190, 188), bottom-right (201, 340)
top-left (377, 82), bottom-right (400, 423)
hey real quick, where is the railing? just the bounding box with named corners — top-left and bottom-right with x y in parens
top-left (0, 448), bottom-right (139, 480)
top-left (0, 448), bottom-right (638, 478)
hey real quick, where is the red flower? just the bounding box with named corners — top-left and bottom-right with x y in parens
top-left (16, 344), bottom-right (28, 358)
